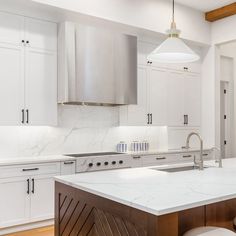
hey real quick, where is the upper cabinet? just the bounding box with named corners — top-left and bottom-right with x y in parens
top-left (0, 12), bottom-right (57, 126)
top-left (120, 41), bottom-right (201, 127)
top-left (167, 71), bottom-right (201, 127)
top-left (25, 18), bottom-right (57, 51)
top-left (0, 12), bottom-right (24, 45)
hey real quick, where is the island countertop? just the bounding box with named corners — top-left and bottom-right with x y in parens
top-left (54, 158), bottom-right (236, 216)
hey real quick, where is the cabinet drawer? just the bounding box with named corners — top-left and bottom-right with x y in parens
top-left (131, 155), bottom-right (143, 167)
top-left (60, 161), bottom-right (76, 175)
top-left (0, 163), bottom-right (60, 178)
top-left (142, 154), bottom-right (170, 166)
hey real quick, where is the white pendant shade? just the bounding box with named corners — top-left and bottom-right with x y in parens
top-left (147, 37), bottom-right (200, 64)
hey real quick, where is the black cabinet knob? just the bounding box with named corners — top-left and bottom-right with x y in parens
top-left (112, 161), bottom-right (116, 165)
top-left (104, 162), bottom-right (109, 166)
top-left (88, 163), bottom-right (93, 167)
top-left (119, 160), bottom-right (123, 164)
top-left (96, 162), bottom-right (101, 166)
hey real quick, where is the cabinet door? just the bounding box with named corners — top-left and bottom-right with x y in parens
top-left (149, 68), bottom-right (168, 126)
top-left (167, 71), bottom-right (185, 127)
top-left (0, 12), bottom-right (24, 45)
top-left (126, 67), bottom-right (148, 125)
top-left (30, 175), bottom-right (55, 221)
top-left (25, 48), bottom-right (57, 126)
top-left (183, 73), bottom-right (201, 127)
top-left (25, 18), bottom-right (57, 51)
top-left (0, 43), bottom-right (24, 125)
top-left (0, 177), bottom-right (30, 228)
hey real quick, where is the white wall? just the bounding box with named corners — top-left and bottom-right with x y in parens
top-left (32, 0), bottom-right (211, 45)
top-left (212, 15), bottom-right (236, 45)
top-left (201, 46), bottom-right (216, 148)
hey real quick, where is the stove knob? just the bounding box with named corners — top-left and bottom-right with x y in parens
top-left (88, 163), bottom-right (93, 167)
top-left (97, 162), bottom-right (101, 166)
top-left (119, 160), bottom-right (124, 165)
top-left (112, 161), bottom-right (116, 165)
top-left (104, 162), bottom-right (109, 166)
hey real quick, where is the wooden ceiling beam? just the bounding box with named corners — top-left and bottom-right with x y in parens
top-left (205, 3), bottom-right (236, 22)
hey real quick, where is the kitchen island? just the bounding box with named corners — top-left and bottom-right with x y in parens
top-left (54, 158), bottom-right (236, 236)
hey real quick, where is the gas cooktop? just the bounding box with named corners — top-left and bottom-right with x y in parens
top-left (65, 152), bottom-right (124, 158)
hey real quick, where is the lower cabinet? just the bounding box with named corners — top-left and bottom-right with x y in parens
top-left (0, 177), bottom-right (30, 228)
top-left (30, 175), bottom-right (55, 222)
top-left (130, 150), bottom-right (214, 168)
top-left (0, 162), bottom-right (62, 229)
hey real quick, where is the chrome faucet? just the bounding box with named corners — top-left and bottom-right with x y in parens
top-left (186, 132), bottom-right (204, 170)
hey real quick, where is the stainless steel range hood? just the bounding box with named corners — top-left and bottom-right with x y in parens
top-left (58, 22), bottom-right (137, 106)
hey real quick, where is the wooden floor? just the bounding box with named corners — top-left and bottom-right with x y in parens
top-left (5, 226), bottom-right (54, 236)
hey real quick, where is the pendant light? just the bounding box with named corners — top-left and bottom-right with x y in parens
top-left (147, 0), bottom-right (200, 63)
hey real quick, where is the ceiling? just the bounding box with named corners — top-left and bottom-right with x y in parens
top-left (173, 0), bottom-right (236, 12)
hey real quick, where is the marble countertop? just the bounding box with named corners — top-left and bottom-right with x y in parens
top-left (0, 155), bottom-right (76, 166)
top-left (55, 158), bottom-right (236, 216)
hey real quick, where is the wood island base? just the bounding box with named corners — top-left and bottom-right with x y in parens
top-left (55, 182), bottom-right (236, 236)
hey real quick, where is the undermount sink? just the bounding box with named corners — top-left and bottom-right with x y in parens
top-left (151, 165), bottom-right (209, 173)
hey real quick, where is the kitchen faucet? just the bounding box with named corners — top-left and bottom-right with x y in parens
top-left (185, 132), bottom-right (204, 170)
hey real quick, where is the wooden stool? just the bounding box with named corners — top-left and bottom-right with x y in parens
top-left (183, 226), bottom-right (236, 236)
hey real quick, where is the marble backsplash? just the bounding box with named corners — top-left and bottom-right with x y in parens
top-left (0, 105), bottom-right (168, 159)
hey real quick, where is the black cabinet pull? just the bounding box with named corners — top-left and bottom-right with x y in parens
top-left (147, 114), bottom-right (150, 124)
top-left (184, 115), bottom-right (188, 125)
top-left (156, 157), bottom-right (166, 160)
top-left (64, 161), bottom-right (74, 165)
top-left (21, 109), bottom-right (24, 124)
top-left (150, 114), bottom-right (153, 125)
top-left (133, 156), bottom-right (141, 159)
top-left (22, 168), bottom-right (39, 172)
top-left (26, 109), bottom-right (29, 124)
top-left (27, 179), bottom-right (30, 194)
top-left (183, 155), bottom-right (192, 158)
top-left (32, 178), bottom-right (35, 194)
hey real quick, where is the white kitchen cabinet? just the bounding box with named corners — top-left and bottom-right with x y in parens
top-left (167, 71), bottom-right (201, 127)
top-left (148, 68), bottom-right (168, 126)
top-left (0, 162), bottom-right (61, 229)
top-left (120, 66), bottom-right (168, 126)
top-left (0, 177), bottom-right (30, 228)
top-left (30, 175), bottom-right (55, 221)
top-left (167, 71), bottom-right (185, 127)
top-left (0, 43), bottom-right (24, 125)
top-left (183, 73), bottom-right (201, 127)
top-left (120, 64), bottom-right (200, 127)
top-left (0, 12), bottom-right (24, 45)
top-left (25, 48), bottom-right (57, 125)
top-left (0, 12), bottom-right (57, 126)
top-left (25, 18), bottom-right (57, 51)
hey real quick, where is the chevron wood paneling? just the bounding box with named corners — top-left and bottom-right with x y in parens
top-left (57, 191), bottom-right (147, 236)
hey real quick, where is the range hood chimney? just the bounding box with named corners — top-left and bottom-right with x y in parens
top-left (58, 22), bottom-right (137, 106)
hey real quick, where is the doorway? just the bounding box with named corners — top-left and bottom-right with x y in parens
top-left (219, 55), bottom-right (234, 158)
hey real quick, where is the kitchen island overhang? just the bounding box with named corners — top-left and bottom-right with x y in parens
top-left (55, 159), bottom-right (236, 235)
